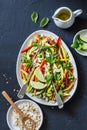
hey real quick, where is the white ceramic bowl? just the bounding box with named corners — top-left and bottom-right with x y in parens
top-left (6, 99), bottom-right (43, 130)
top-left (73, 29), bottom-right (87, 56)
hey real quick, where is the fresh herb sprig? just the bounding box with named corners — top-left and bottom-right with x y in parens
top-left (31, 12), bottom-right (50, 27)
top-left (31, 11), bottom-right (38, 23)
top-left (40, 17), bottom-right (49, 27)
top-left (21, 55), bottom-right (33, 68)
top-left (46, 53), bottom-right (57, 64)
top-left (71, 35), bottom-right (83, 50)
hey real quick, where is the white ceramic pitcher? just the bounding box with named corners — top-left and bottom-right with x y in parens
top-left (52, 7), bottom-right (83, 29)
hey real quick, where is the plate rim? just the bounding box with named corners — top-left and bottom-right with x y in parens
top-left (16, 30), bottom-right (78, 106)
top-left (6, 99), bottom-right (43, 130)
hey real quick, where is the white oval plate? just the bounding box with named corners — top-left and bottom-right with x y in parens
top-left (7, 99), bottom-right (43, 130)
top-left (73, 29), bottom-right (87, 56)
top-left (16, 30), bottom-right (78, 106)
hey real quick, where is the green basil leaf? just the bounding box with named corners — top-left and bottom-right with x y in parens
top-left (58, 90), bottom-right (64, 99)
top-left (71, 41), bottom-right (79, 49)
top-left (40, 17), bottom-right (49, 27)
top-left (31, 11), bottom-right (38, 23)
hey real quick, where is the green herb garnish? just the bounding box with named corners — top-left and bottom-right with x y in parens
top-left (46, 74), bottom-right (53, 83)
top-left (31, 11), bottom-right (38, 23)
top-left (58, 90), bottom-right (64, 99)
top-left (71, 36), bottom-right (82, 50)
top-left (46, 53), bottom-right (57, 64)
top-left (40, 17), bottom-right (49, 27)
top-left (32, 42), bottom-right (42, 48)
top-left (21, 56), bottom-right (33, 68)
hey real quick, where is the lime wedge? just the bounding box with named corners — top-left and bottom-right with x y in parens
top-left (30, 81), bottom-right (46, 89)
top-left (80, 33), bottom-right (87, 43)
top-left (34, 67), bottom-right (46, 82)
top-left (82, 43), bottom-right (87, 50)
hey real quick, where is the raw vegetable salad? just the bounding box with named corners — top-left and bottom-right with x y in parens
top-left (20, 33), bottom-right (76, 102)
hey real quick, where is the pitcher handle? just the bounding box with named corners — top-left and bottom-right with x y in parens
top-left (73, 9), bottom-right (83, 17)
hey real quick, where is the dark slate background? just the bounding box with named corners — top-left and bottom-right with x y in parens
top-left (0, 0), bottom-right (87, 130)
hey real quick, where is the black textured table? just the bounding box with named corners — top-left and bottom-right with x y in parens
top-left (0, 0), bottom-right (87, 130)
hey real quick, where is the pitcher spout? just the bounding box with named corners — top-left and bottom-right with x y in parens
top-left (52, 15), bottom-right (59, 21)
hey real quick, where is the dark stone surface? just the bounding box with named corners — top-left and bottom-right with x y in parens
top-left (0, 0), bottom-right (87, 130)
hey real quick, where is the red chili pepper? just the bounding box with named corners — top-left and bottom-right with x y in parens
top-left (39, 60), bottom-right (47, 74)
top-left (21, 45), bottom-right (32, 53)
top-left (40, 60), bottom-right (47, 69)
top-left (33, 75), bottom-right (38, 81)
top-left (40, 67), bottom-right (45, 74)
top-left (57, 37), bottom-right (61, 48)
top-left (50, 39), bottom-right (54, 45)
